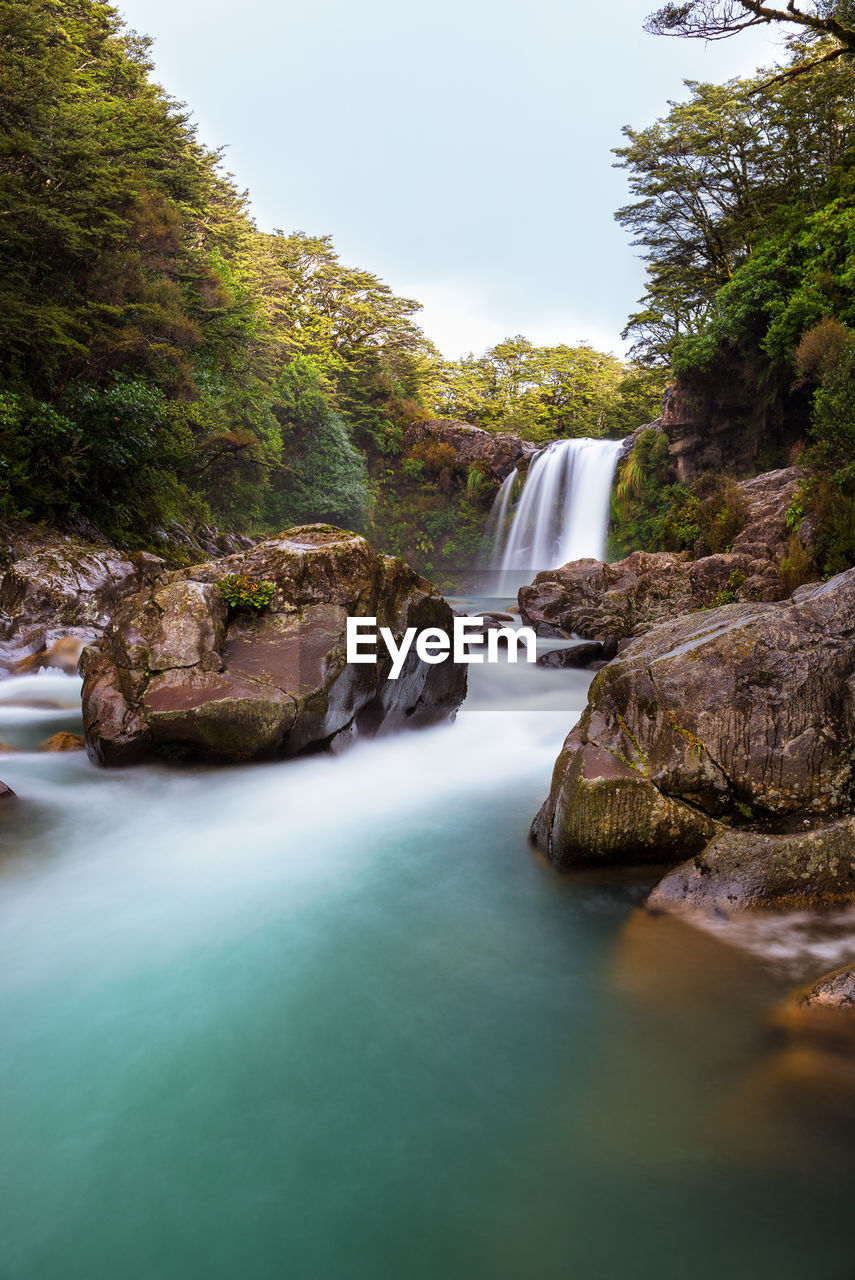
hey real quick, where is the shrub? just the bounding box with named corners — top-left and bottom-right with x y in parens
top-left (779, 533), bottom-right (815, 594)
top-left (465, 463), bottom-right (490, 502)
top-left (795, 317), bottom-right (852, 382)
top-left (411, 440), bottom-right (458, 477)
top-left (694, 475), bottom-right (747, 555)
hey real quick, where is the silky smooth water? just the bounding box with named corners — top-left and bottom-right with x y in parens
top-left (2, 656), bottom-right (855, 1280)
top-left (490, 439), bottom-right (622, 594)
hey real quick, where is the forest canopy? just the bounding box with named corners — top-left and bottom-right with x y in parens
top-left (0, 0), bottom-right (654, 551)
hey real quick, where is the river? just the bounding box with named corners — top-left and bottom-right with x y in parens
top-left (1, 633), bottom-right (855, 1279)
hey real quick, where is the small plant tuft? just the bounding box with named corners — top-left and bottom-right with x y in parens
top-left (217, 574), bottom-right (275, 610)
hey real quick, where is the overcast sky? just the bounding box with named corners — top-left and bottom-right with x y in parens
top-left (116, 0), bottom-right (782, 359)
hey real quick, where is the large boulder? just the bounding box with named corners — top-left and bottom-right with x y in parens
top-left (519, 468), bottom-right (801, 643)
top-left (81, 525), bottom-right (467, 765)
top-left (531, 568), bottom-right (855, 869)
top-left (0, 522), bottom-right (165, 673)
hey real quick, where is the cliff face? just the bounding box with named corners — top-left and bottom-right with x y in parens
top-left (399, 419), bottom-right (539, 483)
top-left (660, 378), bottom-right (808, 483)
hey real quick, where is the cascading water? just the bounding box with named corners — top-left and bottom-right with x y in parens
top-left (488, 437), bottom-right (622, 594)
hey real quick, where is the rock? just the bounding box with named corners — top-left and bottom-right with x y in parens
top-left (661, 382), bottom-right (805, 484)
top-left (532, 620), bottom-right (574, 640)
top-left (647, 817), bottom-right (855, 912)
top-left (81, 525), bottom-right (468, 765)
top-left (531, 568), bottom-right (855, 868)
top-left (536, 643), bottom-right (603, 669)
top-left (0, 780), bottom-right (14, 800)
top-left (0, 523), bottom-right (166, 673)
top-left (519, 468), bottom-right (802, 643)
top-left (766, 964), bottom-right (855, 1061)
top-left (15, 636), bottom-right (88, 675)
top-left (40, 732), bottom-right (86, 752)
top-left (730, 468), bottom-right (803, 563)
top-left (401, 419), bottom-right (539, 485)
top-left (793, 963), bottom-right (855, 1010)
top-left (531, 737), bottom-right (720, 868)
top-left (0, 741), bottom-right (15, 753)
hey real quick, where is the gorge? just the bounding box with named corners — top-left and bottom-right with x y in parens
top-left (5, 0), bottom-right (855, 1275)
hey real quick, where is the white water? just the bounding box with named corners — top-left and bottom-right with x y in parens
top-left (489, 438), bottom-right (622, 595)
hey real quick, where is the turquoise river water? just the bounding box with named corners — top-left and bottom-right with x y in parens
top-left (2, 629), bottom-right (855, 1280)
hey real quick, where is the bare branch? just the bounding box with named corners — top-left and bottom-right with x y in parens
top-left (646, 0), bottom-right (855, 53)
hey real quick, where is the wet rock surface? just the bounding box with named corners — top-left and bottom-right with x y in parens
top-left (536, 642), bottom-right (604, 669)
top-left (532, 568), bottom-right (855, 872)
top-left (793, 963), bottom-right (855, 1010)
top-left (81, 525), bottom-right (468, 765)
top-left (0, 522), bottom-right (166, 674)
top-left (40, 732), bottom-right (86, 753)
top-left (648, 818), bottom-right (855, 912)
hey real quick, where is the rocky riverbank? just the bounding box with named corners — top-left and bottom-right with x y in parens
top-left (531, 564), bottom-right (855, 919)
top-left (520, 467), bottom-right (801, 643)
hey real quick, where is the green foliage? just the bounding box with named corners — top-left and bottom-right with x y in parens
top-left (609, 428), bottom-right (689, 557)
top-left (787, 322), bottom-right (855, 576)
top-left (779, 534), bottom-right (815, 594)
top-left (616, 47), bottom-right (855, 365)
top-left (435, 337), bottom-right (666, 440)
top-left (465, 463), bottom-right (490, 502)
top-left (217, 575), bottom-right (275, 610)
top-left (265, 359), bottom-right (368, 532)
top-left (0, 0), bottom-right (435, 546)
top-left (693, 475), bottom-right (747, 555)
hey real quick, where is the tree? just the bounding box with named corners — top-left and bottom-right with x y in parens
top-left (646, 2), bottom-right (855, 78)
top-left (434, 338), bottom-right (665, 439)
top-left (614, 48), bottom-right (855, 361)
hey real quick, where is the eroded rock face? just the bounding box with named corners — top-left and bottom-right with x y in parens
top-left (661, 383), bottom-right (806, 484)
top-left (0, 523), bottom-right (166, 673)
top-left (81, 525), bottom-right (467, 765)
top-left (519, 469), bottom-right (802, 644)
top-left (531, 569), bottom-right (855, 868)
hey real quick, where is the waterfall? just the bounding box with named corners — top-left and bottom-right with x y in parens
top-left (489, 437), bottom-right (622, 594)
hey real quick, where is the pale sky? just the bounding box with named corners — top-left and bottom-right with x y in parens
top-left (116, 0), bottom-right (783, 359)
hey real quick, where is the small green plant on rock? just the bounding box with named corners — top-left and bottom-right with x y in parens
top-left (710, 569), bottom-right (747, 608)
top-left (217, 574), bottom-right (275, 610)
